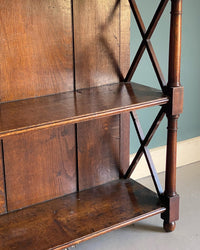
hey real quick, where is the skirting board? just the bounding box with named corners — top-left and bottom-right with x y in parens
top-left (130, 136), bottom-right (200, 180)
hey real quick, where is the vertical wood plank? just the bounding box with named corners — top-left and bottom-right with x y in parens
top-left (75, 1), bottom-right (130, 189)
top-left (73, 0), bottom-right (120, 89)
top-left (3, 125), bottom-right (76, 211)
top-left (77, 116), bottom-right (120, 190)
top-left (120, 0), bottom-right (131, 79)
top-left (0, 142), bottom-right (6, 214)
top-left (119, 0), bottom-right (130, 176)
top-left (119, 112), bottom-right (130, 177)
top-left (0, 0), bottom-right (73, 102)
top-left (74, 0), bottom-right (122, 190)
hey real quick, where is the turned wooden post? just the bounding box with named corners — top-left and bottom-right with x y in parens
top-left (161, 0), bottom-right (183, 232)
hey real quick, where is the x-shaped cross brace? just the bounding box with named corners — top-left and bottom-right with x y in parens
top-left (125, 107), bottom-right (165, 197)
top-left (124, 0), bottom-right (170, 196)
top-left (125, 0), bottom-right (169, 91)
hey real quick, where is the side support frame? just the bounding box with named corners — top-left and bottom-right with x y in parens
top-left (161, 0), bottom-right (183, 232)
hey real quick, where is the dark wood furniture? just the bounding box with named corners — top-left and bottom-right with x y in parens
top-left (0, 0), bottom-right (183, 249)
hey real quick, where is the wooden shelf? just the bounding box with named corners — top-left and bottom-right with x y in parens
top-left (0, 179), bottom-right (165, 250)
top-left (0, 82), bottom-right (168, 137)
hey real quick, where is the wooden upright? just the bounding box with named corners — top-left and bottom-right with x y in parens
top-left (0, 0), bottom-right (183, 249)
top-left (161, 0), bottom-right (183, 232)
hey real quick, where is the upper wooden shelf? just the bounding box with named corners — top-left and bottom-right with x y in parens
top-left (0, 82), bottom-right (168, 137)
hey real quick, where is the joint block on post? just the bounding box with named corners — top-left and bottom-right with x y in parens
top-left (161, 194), bottom-right (180, 223)
top-left (168, 86), bottom-right (184, 116)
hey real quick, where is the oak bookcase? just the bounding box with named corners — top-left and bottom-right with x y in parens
top-left (0, 0), bottom-right (183, 249)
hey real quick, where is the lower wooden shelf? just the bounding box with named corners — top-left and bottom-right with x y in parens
top-left (0, 179), bottom-right (165, 250)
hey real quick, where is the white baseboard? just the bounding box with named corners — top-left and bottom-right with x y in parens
top-left (130, 136), bottom-right (200, 180)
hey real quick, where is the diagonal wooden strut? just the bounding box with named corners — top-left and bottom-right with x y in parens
top-left (124, 107), bottom-right (165, 196)
top-left (125, 0), bottom-right (169, 91)
top-left (130, 110), bottom-right (164, 196)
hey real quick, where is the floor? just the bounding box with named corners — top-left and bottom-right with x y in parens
top-left (68, 162), bottom-right (200, 250)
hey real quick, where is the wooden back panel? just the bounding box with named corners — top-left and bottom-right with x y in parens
top-left (74, 0), bottom-right (130, 89)
top-left (75, 0), bottom-right (130, 190)
top-left (0, 0), bottom-right (73, 102)
top-left (0, 0), bottom-right (130, 210)
top-left (3, 125), bottom-right (77, 211)
top-left (74, 0), bottom-right (120, 89)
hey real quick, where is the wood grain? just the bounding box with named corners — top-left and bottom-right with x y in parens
top-left (77, 116), bottom-right (120, 190)
top-left (3, 125), bottom-right (76, 211)
top-left (73, 0), bottom-right (120, 89)
top-left (120, 0), bottom-right (131, 79)
top-left (119, 112), bottom-right (130, 177)
top-left (0, 0), bottom-right (73, 102)
top-left (162, 0), bottom-right (183, 230)
top-left (0, 142), bottom-right (6, 214)
top-left (0, 83), bottom-right (169, 138)
top-left (0, 179), bottom-right (165, 250)
top-left (119, 0), bottom-right (131, 176)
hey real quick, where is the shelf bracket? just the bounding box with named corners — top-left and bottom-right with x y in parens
top-left (167, 86), bottom-right (184, 116)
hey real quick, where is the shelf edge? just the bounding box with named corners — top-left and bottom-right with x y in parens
top-left (53, 207), bottom-right (166, 250)
top-left (0, 97), bottom-right (168, 139)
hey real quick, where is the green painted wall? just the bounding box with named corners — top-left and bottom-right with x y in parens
top-left (130, 0), bottom-right (200, 154)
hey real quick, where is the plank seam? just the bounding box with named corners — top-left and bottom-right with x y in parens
top-left (71, 0), bottom-right (79, 192)
top-left (71, 0), bottom-right (76, 91)
top-left (1, 139), bottom-right (8, 212)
